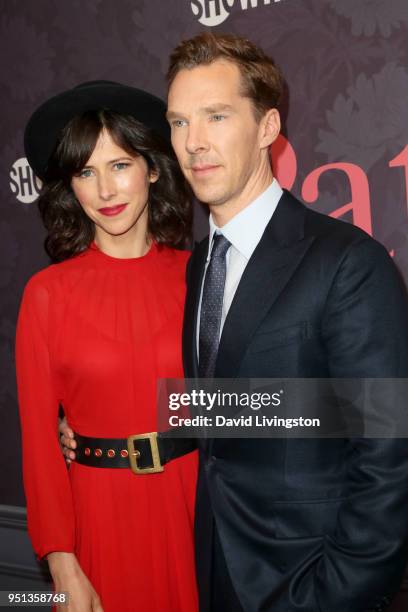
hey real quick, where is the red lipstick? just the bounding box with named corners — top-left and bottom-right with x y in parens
top-left (98, 204), bottom-right (128, 216)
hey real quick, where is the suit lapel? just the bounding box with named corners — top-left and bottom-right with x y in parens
top-left (183, 238), bottom-right (208, 378)
top-left (215, 191), bottom-right (315, 378)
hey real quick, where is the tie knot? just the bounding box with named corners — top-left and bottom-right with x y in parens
top-left (211, 233), bottom-right (230, 259)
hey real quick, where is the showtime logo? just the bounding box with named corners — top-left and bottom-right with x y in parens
top-left (191, 0), bottom-right (283, 27)
top-left (10, 158), bottom-right (41, 204)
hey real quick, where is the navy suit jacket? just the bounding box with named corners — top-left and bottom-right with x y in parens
top-left (183, 190), bottom-right (408, 612)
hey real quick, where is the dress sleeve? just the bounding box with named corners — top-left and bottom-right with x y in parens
top-left (15, 275), bottom-right (75, 559)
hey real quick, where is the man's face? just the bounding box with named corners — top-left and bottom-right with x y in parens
top-left (167, 60), bottom-right (277, 215)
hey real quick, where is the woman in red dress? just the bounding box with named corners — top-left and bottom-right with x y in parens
top-left (16, 81), bottom-right (198, 612)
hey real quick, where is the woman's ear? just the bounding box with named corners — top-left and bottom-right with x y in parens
top-left (149, 167), bottom-right (159, 183)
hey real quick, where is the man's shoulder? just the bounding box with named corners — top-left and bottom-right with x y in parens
top-left (305, 206), bottom-right (367, 241)
top-left (284, 190), bottom-right (367, 241)
top-left (284, 190), bottom-right (380, 254)
top-left (271, 190), bottom-right (396, 278)
top-left (189, 190), bottom-right (383, 261)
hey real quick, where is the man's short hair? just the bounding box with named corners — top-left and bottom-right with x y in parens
top-left (167, 32), bottom-right (284, 122)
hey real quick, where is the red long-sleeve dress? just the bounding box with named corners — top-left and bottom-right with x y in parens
top-left (16, 242), bottom-right (198, 612)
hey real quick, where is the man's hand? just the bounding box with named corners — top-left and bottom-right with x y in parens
top-left (59, 417), bottom-right (76, 464)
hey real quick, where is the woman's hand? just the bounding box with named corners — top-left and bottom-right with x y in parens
top-left (59, 417), bottom-right (77, 464)
top-left (48, 552), bottom-right (103, 611)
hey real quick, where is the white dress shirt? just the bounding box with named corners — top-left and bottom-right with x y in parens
top-left (197, 179), bottom-right (283, 357)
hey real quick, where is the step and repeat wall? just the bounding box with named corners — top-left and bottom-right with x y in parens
top-left (1, 0), bottom-right (407, 597)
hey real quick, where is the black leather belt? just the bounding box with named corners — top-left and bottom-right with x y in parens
top-left (74, 431), bottom-right (196, 474)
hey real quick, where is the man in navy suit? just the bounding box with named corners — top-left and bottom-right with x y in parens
top-left (165, 33), bottom-right (408, 612)
top-left (62, 32), bottom-right (408, 612)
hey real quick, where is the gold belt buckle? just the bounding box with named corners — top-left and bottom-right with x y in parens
top-left (127, 432), bottom-right (164, 475)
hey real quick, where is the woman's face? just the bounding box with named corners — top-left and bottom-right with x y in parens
top-left (71, 128), bottom-right (158, 242)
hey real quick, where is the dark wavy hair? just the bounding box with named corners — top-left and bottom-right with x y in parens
top-left (38, 110), bottom-right (192, 262)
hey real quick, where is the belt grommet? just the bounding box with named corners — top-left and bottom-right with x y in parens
top-left (107, 449), bottom-right (115, 458)
top-left (120, 449), bottom-right (128, 458)
top-left (84, 447), bottom-right (91, 456)
top-left (94, 448), bottom-right (102, 458)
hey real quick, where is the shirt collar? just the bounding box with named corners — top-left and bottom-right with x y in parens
top-left (207, 179), bottom-right (283, 262)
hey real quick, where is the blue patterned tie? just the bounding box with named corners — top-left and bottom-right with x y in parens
top-left (199, 233), bottom-right (231, 378)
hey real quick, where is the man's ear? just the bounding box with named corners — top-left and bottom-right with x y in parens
top-left (259, 108), bottom-right (280, 149)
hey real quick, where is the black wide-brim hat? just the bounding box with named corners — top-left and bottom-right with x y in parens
top-left (24, 80), bottom-right (170, 181)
